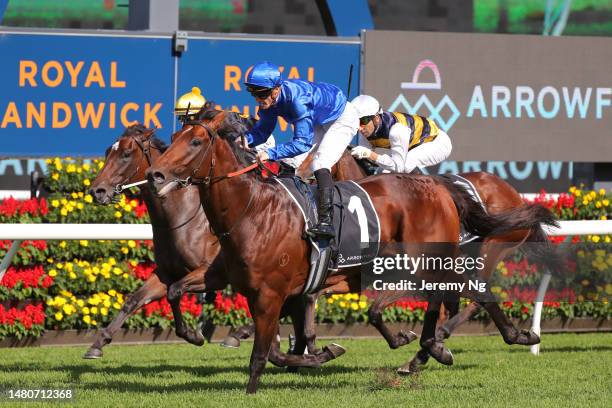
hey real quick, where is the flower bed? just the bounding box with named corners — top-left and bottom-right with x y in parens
top-left (0, 157), bottom-right (610, 339)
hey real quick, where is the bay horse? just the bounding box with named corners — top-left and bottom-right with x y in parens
top-left (86, 123), bottom-right (342, 367)
top-left (85, 124), bottom-right (223, 358)
top-left (298, 148), bottom-right (562, 373)
top-left (146, 109), bottom-right (558, 393)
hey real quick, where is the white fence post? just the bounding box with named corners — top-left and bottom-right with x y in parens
top-left (0, 240), bottom-right (22, 282)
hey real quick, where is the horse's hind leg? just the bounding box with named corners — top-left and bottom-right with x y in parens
top-left (481, 301), bottom-right (540, 345)
top-left (221, 323), bottom-right (255, 348)
top-left (83, 273), bottom-right (167, 359)
top-left (368, 291), bottom-right (417, 349)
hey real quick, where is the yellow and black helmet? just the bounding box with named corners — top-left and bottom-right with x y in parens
top-left (174, 87), bottom-right (206, 117)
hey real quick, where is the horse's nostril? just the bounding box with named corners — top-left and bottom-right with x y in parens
top-left (153, 171), bottom-right (166, 184)
top-left (95, 188), bottom-right (106, 197)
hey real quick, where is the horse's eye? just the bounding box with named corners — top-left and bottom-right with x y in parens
top-left (190, 138), bottom-right (202, 147)
top-left (122, 150), bottom-right (131, 159)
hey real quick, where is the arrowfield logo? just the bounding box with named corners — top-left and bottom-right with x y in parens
top-left (389, 60), bottom-right (461, 132)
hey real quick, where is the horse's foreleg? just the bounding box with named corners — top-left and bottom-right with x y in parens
top-left (480, 301), bottom-right (540, 345)
top-left (368, 292), bottom-right (417, 350)
top-left (247, 290), bottom-right (284, 394)
top-left (168, 264), bottom-right (227, 346)
top-left (221, 323), bottom-right (255, 348)
top-left (418, 300), bottom-right (454, 366)
top-left (436, 301), bottom-right (480, 341)
top-left (83, 273), bottom-right (167, 359)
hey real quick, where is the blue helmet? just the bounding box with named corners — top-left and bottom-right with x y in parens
top-left (245, 61), bottom-right (282, 89)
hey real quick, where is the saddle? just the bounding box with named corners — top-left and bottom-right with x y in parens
top-left (276, 177), bottom-right (381, 294)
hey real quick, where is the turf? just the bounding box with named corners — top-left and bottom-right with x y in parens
top-left (0, 333), bottom-right (610, 407)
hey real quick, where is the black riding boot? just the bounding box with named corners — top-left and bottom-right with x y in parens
top-left (310, 169), bottom-right (335, 239)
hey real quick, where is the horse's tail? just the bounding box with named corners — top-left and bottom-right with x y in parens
top-left (435, 175), bottom-right (560, 239)
top-left (521, 223), bottom-right (566, 276)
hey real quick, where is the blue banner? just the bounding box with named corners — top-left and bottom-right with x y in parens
top-left (0, 31), bottom-right (360, 156)
top-left (0, 32), bottom-right (175, 156)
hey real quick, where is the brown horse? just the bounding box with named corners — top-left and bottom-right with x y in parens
top-left (86, 123), bottom-right (342, 368)
top-left (298, 149), bottom-right (562, 373)
top-left (146, 109), bottom-right (557, 393)
top-left (85, 124), bottom-right (225, 358)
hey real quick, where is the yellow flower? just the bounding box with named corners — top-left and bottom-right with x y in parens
top-left (91, 320), bottom-right (97, 326)
top-left (359, 301), bottom-right (367, 309)
top-left (100, 308), bottom-right (108, 316)
top-left (48, 269), bottom-right (57, 277)
top-left (55, 312), bottom-right (63, 321)
top-left (83, 315), bottom-right (91, 324)
top-left (90, 306), bottom-right (98, 315)
top-left (129, 260), bottom-right (138, 267)
top-left (79, 240), bottom-right (89, 247)
top-left (56, 263), bottom-right (63, 269)
top-left (69, 272), bottom-right (77, 279)
top-left (63, 304), bottom-right (73, 315)
top-left (52, 173), bottom-right (59, 180)
top-left (599, 188), bottom-right (606, 195)
top-left (84, 194), bottom-right (93, 203)
top-left (46, 159), bottom-right (52, 164)
top-left (78, 191), bottom-right (84, 198)
top-left (59, 241), bottom-right (66, 248)
top-left (113, 302), bottom-right (121, 310)
top-left (77, 203), bottom-right (84, 210)
top-left (327, 298), bottom-right (334, 304)
top-left (575, 189), bottom-right (581, 197)
top-left (98, 161), bottom-right (104, 169)
top-left (582, 199), bottom-right (588, 206)
top-left (339, 301), bottom-right (347, 308)
top-left (66, 164), bottom-right (76, 173)
top-left (115, 211), bottom-right (122, 218)
top-left (603, 199), bottom-right (610, 207)
top-left (591, 235), bottom-right (601, 243)
top-left (77, 299), bottom-right (85, 307)
top-left (122, 273), bottom-right (129, 279)
top-left (109, 257), bottom-right (117, 266)
top-left (602, 215), bottom-right (608, 220)
top-left (47, 258), bottom-right (54, 264)
top-left (103, 299), bottom-right (111, 308)
top-left (108, 289), bottom-right (117, 297)
top-left (596, 201), bottom-right (602, 208)
top-left (83, 179), bottom-right (91, 187)
top-left (350, 302), bottom-right (359, 311)
top-left (128, 240), bottom-right (136, 248)
top-left (113, 267), bottom-right (122, 275)
top-left (124, 204), bottom-right (132, 212)
top-left (82, 307), bottom-right (90, 315)
top-left (60, 208), bottom-right (68, 216)
top-left (51, 199), bottom-right (60, 208)
top-left (121, 247), bottom-right (129, 255)
top-left (83, 163), bottom-right (91, 171)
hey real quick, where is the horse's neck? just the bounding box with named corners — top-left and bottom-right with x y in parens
top-left (199, 144), bottom-right (277, 240)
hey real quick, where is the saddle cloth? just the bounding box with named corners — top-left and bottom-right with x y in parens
top-left (446, 174), bottom-right (486, 244)
top-left (275, 177), bottom-right (381, 294)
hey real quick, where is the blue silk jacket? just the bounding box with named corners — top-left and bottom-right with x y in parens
top-left (246, 79), bottom-right (347, 160)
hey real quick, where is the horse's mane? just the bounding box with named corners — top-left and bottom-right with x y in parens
top-left (192, 108), bottom-right (256, 166)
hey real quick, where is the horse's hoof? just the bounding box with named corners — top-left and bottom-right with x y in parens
top-left (517, 329), bottom-right (541, 345)
top-left (179, 330), bottom-right (205, 347)
top-left (83, 348), bottom-right (103, 359)
top-left (422, 340), bottom-right (453, 366)
top-left (323, 343), bottom-right (346, 359)
top-left (220, 335), bottom-right (241, 349)
top-left (399, 330), bottom-right (418, 344)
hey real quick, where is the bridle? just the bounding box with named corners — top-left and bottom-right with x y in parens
top-left (170, 119), bottom-right (278, 241)
top-left (112, 132), bottom-right (159, 195)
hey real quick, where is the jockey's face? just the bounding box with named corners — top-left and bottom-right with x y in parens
top-left (252, 87), bottom-right (281, 110)
top-left (358, 114), bottom-right (380, 138)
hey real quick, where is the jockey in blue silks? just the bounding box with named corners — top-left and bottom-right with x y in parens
top-left (245, 61), bottom-right (359, 239)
